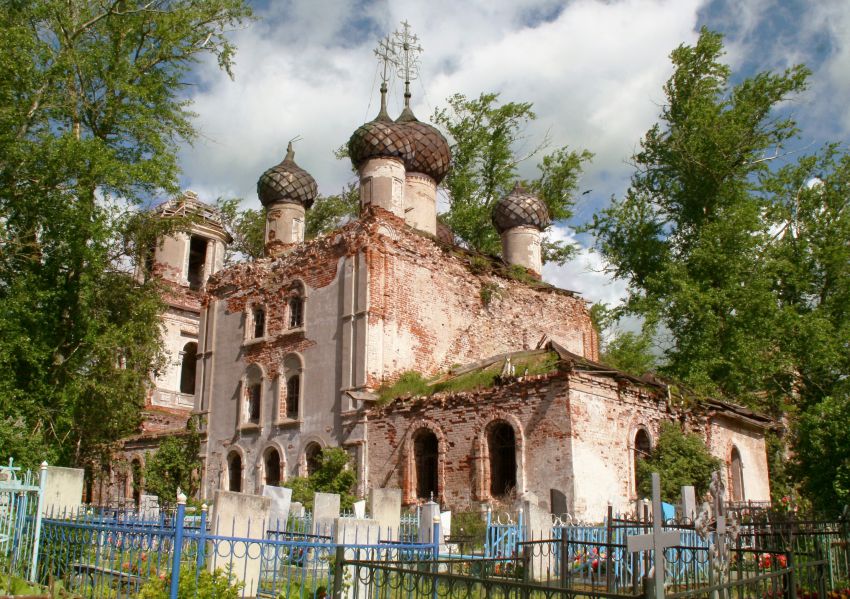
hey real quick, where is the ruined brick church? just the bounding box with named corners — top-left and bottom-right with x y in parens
top-left (111, 46), bottom-right (775, 521)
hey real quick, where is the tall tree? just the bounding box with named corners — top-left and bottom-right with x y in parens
top-left (0, 0), bottom-right (251, 469)
top-left (589, 28), bottom-right (808, 407)
top-left (433, 92), bottom-right (592, 263)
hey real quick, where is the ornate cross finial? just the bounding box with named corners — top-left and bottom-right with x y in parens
top-left (374, 35), bottom-right (397, 85)
top-left (373, 34), bottom-right (398, 118)
top-left (391, 20), bottom-right (423, 108)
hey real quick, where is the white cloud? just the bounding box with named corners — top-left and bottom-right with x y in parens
top-left (176, 0), bottom-right (849, 312)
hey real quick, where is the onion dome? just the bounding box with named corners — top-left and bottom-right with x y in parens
top-left (396, 107), bottom-right (451, 183)
top-left (348, 84), bottom-right (412, 170)
top-left (492, 183), bottom-right (550, 234)
top-left (257, 143), bottom-right (318, 209)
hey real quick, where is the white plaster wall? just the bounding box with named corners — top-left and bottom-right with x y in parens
top-left (360, 158), bottom-right (405, 218)
top-left (265, 203), bottom-right (306, 246)
top-left (151, 309), bottom-right (199, 409)
top-left (707, 416), bottom-right (771, 502)
top-left (403, 173), bottom-right (437, 235)
top-left (501, 226), bottom-right (542, 275)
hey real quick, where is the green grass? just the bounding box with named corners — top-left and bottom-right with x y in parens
top-left (376, 352), bottom-right (561, 406)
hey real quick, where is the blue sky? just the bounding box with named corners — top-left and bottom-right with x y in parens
top-left (177, 0), bottom-right (850, 308)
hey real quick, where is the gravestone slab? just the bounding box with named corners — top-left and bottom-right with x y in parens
top-left (335, 518), bottom-right (381, 599)
top-left (681, 486), bottom-right (697, 522)
top-left (418, 501), bottom-right (441, 544)
top-left (43, 466), bottom-right (84, 516)
top-left (370, 488), bottom-right (401, 541)
top-left (139, 494), bottom-right (160, 521)
top-left (210, 490), bottom-right (270, 598)
top-left (439, 511), bottom-right (452, 538)
top-left (353, 500), bottom-right (366, 519)
top-left (550, 488), bottom-right (568, 517)
top-left (262, 485), bottom-right (292, 531)
top-left (290, 502), bottom-right (305, 518)
top-left (313, 492), bottom-right (340, 537)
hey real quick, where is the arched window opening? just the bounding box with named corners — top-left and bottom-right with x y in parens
top-left (289, 297), bottom-right (303, 328)
top-left (305, 443), bottom-right (322, 476)
top-left (228, 453), bottom-right (242, 492)
top-left (730, 447), bottom-right (745, 502)
top-left (286, 375), bottom-right (300, 419)
top-left (264, 449), bottom-right (281, 487)
top-left (488, 422), bottom-right (517, 498)
top-left (253, 307), bottom-right (265, 339)
top-left (247, 383), bottom-right (261, 424)
top-left (180, 342), bottom-right (198, 395)
top-left (131, 459), bottom-right (143, 508)
top-left (414, 429), bottom-right (439, 500)
top-left (634, 428), bottom-right (651, 495)
top-left (188, 235), bottom-right (208, 291)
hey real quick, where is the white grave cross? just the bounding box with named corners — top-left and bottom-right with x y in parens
top-left (626, 473), bottom-right (680, 599)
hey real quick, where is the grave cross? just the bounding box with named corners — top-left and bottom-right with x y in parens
top-left (627, 472), bottom-right (680, 599)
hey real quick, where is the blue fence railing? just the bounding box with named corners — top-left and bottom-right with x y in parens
top-left (34, 499), bottom-right (439, 599)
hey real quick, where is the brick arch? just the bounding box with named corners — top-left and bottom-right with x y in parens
top-left (223, 445), bottom-right (247, 493)
top-left (628, 422), bottom-right (654, 498)
top-left (402, 420), bottom-right (448, 505)
top-left (297, 435), bottom-right (326, 477)
top-left (475, 413), bottom-right (526, 501)
top-left (255, 440), bottom-right (287, 492)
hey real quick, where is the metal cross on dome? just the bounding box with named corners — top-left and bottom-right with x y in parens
top-left (627, 472), bottom-right (680, 599)
top-left (392, 20), bottom-right (422, 106)
top-left (373, 35), bottom-right (398, 85)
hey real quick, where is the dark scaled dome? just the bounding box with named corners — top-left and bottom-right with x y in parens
top-left (492, 183), bottom-right (550, 233)
top-left (396, 107), bottom-right (451, 183)
top-left (257, 144), bottom-right (318, 209)
top-left (348, 88), bottom-right (412, 169)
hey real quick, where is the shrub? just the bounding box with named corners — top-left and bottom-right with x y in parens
top-left (138, 566), bottom-right (241, 599)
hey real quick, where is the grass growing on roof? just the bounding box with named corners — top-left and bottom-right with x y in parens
top-left (376, 351), bottom-right (561, 405)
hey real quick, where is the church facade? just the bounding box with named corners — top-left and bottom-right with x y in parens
top-left (108, 45), bottom-right (775, 520)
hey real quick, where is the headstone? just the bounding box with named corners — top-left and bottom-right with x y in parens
top-left (439, 511), bottom-right (452, 539)
top-left (290, 502), bottom-right (305, 518)
top-left (335, 518), bottom-right (381, 599)
top-left (43, 466), bottom-right (84, 516)
top-left (418, 501), bottom-right (441, 544)
top-left (369, 488), bottom-right (401, 541)
top-left (550, 488), bottom-right (568, 517)
top-left (139, 494), bottom-right (160, 521)
top-left (353, 500), bottom-right (366, 519)
top-left (520, 495), bottom-right (552, 581)
top-left (681, 486), bottom-right (697, 522)
top-left (210, 490), bottom-right (270, 598)
top-left (262, 485), bottom-right (292, 531)
top-left (313, 492), bottom-right (340, 537)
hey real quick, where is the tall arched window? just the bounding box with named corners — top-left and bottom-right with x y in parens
top-left (252, 306), bottom-right (266, 339)
top-left (244, 365), bottom-right (262, 425)
top-left (180, 342), bottom-right (198, 395)
top-left (414, 429), bottom-right (439, 500)
top-left (305, 443), bottom-right (322, 476)
top-left (264, 448), bottom-right (281, 487)
top-left (487, 421), bottom-right (517, 498)
top-left (228, 452), bottom-right (242, 492)
top-left (286, 376), bottom-right (300, 419)
top-left (288, 282), bottom-right (305, 328)
top-left (730, 447), bottom-right (745, 502)
top-left (634, 428), bottom-right (652, 495)
top-left (131, 459), bottom-right (143, 507)
top-left (282, 354), bottom-right (302, 420)
top-left (187, 235), bottom-right (209, 291)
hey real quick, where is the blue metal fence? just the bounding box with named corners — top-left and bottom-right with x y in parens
top-left (34, 497), bottom-right (439, 599)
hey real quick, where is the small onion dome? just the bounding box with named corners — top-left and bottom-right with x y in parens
top-left (492, 183), bottom-right (550, 234)
top-left (396, 107), bottom-right (451, 184)
top-left (348, 88), bottom-right (412, 170)
top-left (257, 143), bottom-right (318, 209)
